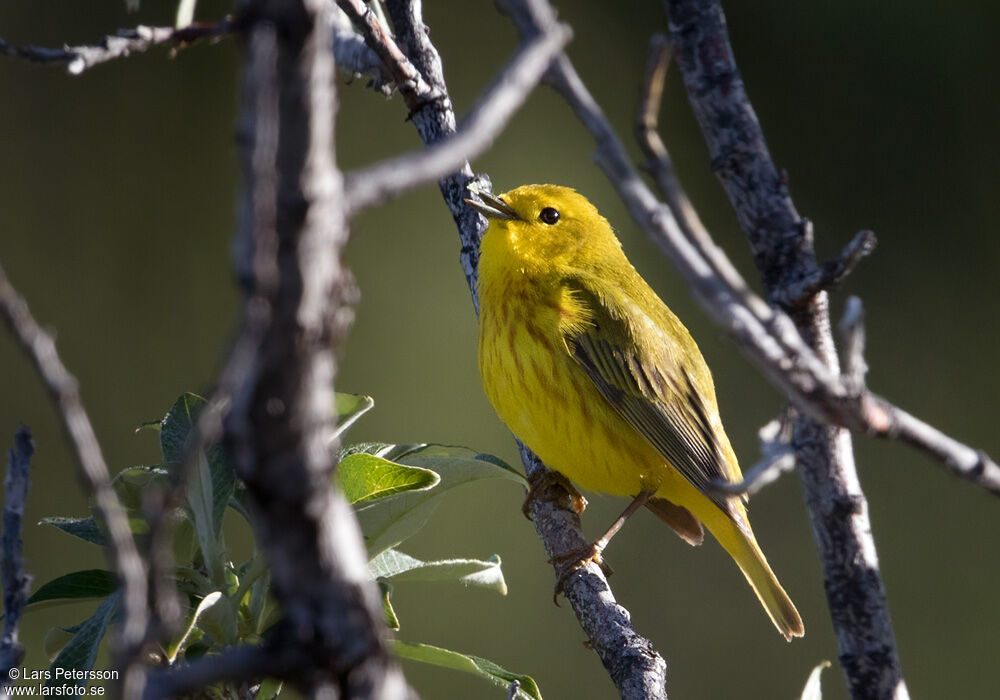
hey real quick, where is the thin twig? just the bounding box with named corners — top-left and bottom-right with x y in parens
top-left (336, 0), bottom-right (443, 113)
top-left (0, 265), bottom-right (149, 687)
top-left (0, 428), bottom-right (33, 681)
top-left (343, 20), bottom-right (571, 214)
top-left (0, 12), bottom-right (392, 90)
top-left (774, 230), bottom-right (878, 308)
top-left (635, 34), bottom-right (782, 325)
top-left (143, 644), bottom-right (290, 700)
top-left (711, 418), bottom-right (797, 497)
top-left (0, 20), bottom-right (234, 74)
top-left (331, 5), bottom-right (394, 94)
top-left (838, 296), bottom-right (868, 396)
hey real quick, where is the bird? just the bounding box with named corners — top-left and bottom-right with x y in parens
top-left (466, 182), bottom-right (803, 641)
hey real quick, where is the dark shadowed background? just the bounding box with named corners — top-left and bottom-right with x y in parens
top-left (1, 1), bottom-right (998, 698)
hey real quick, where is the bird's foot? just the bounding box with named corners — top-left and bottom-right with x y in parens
top-left (549, 543), bottom-right (614, 603)
top-left (522, 470), bottom-right (587, 521)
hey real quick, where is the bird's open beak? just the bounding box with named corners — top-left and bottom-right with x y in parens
top-left (465, 184), bottom-right (520, 221)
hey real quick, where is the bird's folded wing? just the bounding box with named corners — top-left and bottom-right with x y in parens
top-left (562, 277), bottom-right (738, 515)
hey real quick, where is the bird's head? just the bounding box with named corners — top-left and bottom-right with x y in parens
top-left (466, 183), bottom-right (621, 270)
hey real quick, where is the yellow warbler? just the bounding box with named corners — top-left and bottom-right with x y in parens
top-left (467, 183), bottom-right (803, 640)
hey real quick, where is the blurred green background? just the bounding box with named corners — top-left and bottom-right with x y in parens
top-left (1, 1), bottom-right (998, 698)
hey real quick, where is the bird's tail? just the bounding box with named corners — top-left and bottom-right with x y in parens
top-left (715, 516), bottom-right (804, 641)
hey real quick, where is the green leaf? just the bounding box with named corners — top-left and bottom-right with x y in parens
top-left (369, 549), bottom-right (507, 595)
top-left (229, 487), bottom-right (254, 526)
top-left (399, 445), bottom-right (523, 483)
top-left (798, 661), bottom-right (832, 700)
top-left (160, 393), bottom-right (205, 463)
top-left (234, 555), bottom-right (269, 608)
top-left (390, 640), bottom-right (541, 700)
top-left (27, 570), bottom-right (118, 608)
top-left (167, 591), bottom-right (224, 663)
top-left (110, 465), bottom-right (170, 515)
top-left (39, 517), bottom-right (107, 546)
top-left (47, 591), bottom-right (121, 690)
top-left (255, 679), bottom-right (283, 700)
top-left (196, 593), bottom-right (239, 647)
top-left (338, 453), bottom-right (440, 505)
top-left (334, 393), bottom-right (375, 439)
top-left (355, 444), bottom-right (524, 554)
top-left (162, 393), bottom-right (235, 538)
top-left (377, 580), bottom-right (399, 631)
top-left (187, 450), bottom-right (225, 584)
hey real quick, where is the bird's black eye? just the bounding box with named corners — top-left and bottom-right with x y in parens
top-left (539, 207), bottom-right (560, 225)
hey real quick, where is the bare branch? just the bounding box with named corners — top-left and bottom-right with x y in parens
top-left (775, 229), bottom-right (878, 308)
top-left (143, 644), bottom-right (292, 700)
top-left (0, 428), bottom-right (33, 681)
top-left (343, 20), bottom-right (571, 214)
top-left (516, 446), bottom-right (669, 699)
top-left (636, 34), bottom-right (779, 332)
top-left (222, 0), bottom-right (411, 696)
top-left (0, 20), bottom-right (234, 74)
top-left (838, 296), bottom-right (868, 395)
top-left (336, 0), bottom-right (443, 113)
top-left (331, 6), bottom-right (393, 94)
top-left (0, 265), bottom-right (149, 687)
top-left (841, 294), bottom-right (1000, 494)
top-left (869, 399), bottom-right (1000, 496)
top-left (664, 2), bottom-right (906, 697)
top-left (711, 417), bottom-right (797, 497)
top-left (0, 13), bottom-right (390, 90)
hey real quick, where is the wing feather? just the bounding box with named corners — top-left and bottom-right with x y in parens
top-left (563, 277), bottom-right (739, 515)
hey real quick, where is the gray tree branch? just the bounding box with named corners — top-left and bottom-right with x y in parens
top-left (0, 20), bottom-right (234, 74)
top-left (0, 12), bottom-right (391, 90)
top-left (0, 266), bottom-right (150, 696)
top-left (217, 0), bottom-right (410, 697)
top-left (664, 2), bottom-right (907, 697)
top-left (143, 644), bottom-right (295, 700)
top-left (0, 427), bottom-right (33, 683)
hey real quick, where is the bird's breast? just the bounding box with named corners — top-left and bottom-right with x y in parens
top-left (477, 272), bottom-right (655, 496)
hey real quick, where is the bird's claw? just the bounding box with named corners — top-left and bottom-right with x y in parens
top-left (522, 470), bottom-right (587, 521)
top-left (549, 543), bottom-right (614, 604)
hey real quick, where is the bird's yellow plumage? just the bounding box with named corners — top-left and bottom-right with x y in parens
top-left (470, 183), bottom-right (803, 640)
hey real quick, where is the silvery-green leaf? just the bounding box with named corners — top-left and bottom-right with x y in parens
top-left (390, 640), bottom-right (541, 700)
top-left (369, 549), bottom-right (507, 595)
top-left (47, 592), bottom-right (121, 690)
top-left (799, 661), bottom-right (831, 700)
top-left (167, 591), bottom-right (224, 663)
top-left (333, 393), bottom-right (375, 439)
